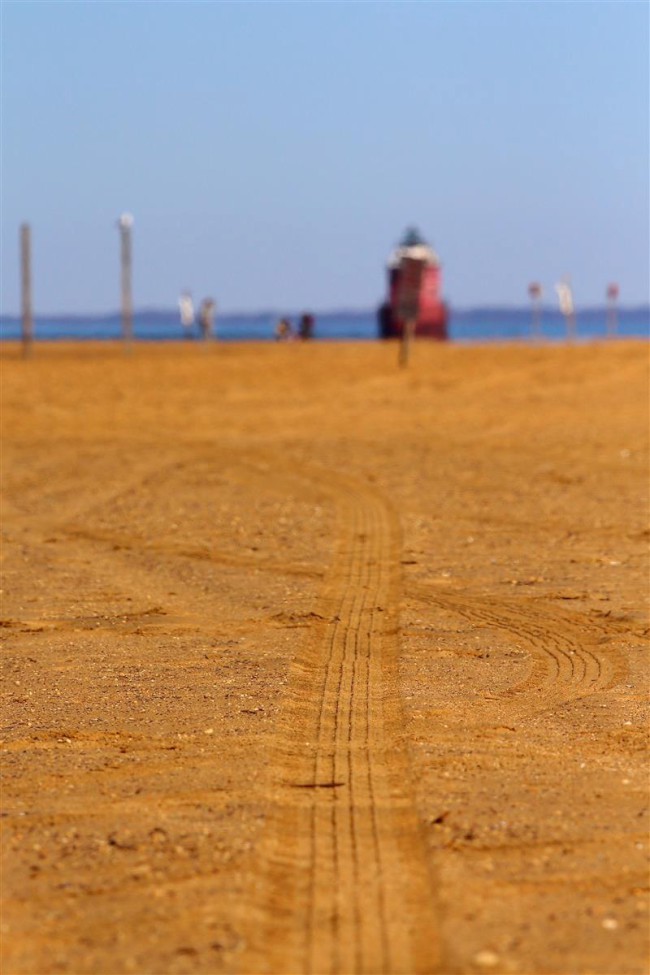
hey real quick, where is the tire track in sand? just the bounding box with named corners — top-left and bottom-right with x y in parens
top-left (241, 471), bottom-right (439, 975)
top-left (410, 585), bottom-right (626, 712)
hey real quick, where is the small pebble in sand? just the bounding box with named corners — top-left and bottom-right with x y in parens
top-left (474, 950), bottom-right (500, 967)
top-left (602, 917), bottom-right (619, 931)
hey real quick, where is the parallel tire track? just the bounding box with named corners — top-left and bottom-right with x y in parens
top-left (243, 474), bottom-right (439, 975)
top-left (410, 586), bottom-right (624, 710)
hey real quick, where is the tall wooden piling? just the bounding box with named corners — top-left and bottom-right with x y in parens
top-left (118, 213), bottom-right (134, 346)
top-left (397, 256), bottom-right (425, 368)
top-left (20, 223), bottom-right (34, 357)
top-left (528, 282), bottom-right (543, 340)
top-left (606, 283), bottom-right (619, 338)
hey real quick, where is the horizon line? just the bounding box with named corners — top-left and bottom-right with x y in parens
top-left (2, 302), bottom-right (649, 321)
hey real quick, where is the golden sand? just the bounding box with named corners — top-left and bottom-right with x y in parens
top-left (1, 340), bottom-right (648, 974)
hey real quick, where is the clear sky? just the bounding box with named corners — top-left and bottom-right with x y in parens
top-left (2, 0), bottom-right (648, 314)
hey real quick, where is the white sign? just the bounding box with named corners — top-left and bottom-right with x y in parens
top-left (555, 280), bottom-right (574, 316)
top-left (179, 293), bottom-right (194, 327)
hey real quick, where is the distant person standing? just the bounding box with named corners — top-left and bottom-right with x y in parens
top-left (378, 301), bottom-right (392, 339)
top-left (178, 291), bottom-right (195, 338)
top-left (275, 317), bottom-right (293, 341)
top-left (198, 298), bottom-right (217, 340)
top-left (299, 312), bottom-right (314, 340)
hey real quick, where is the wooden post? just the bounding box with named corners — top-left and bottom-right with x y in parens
top-left (528, 282), bottom-right (542, 340)
top-left (399, 318), bottom-right (415, 367)
top-left (396, 256), bottom-right (425, 368)
top-left (567, 308), bottom-right (577, 342)
top-left (118, 213), bottom-right (134, 346)
top-left (20, 223), bottom-right (34, 357)
top-left (606, 283), bottom-right (619, 338)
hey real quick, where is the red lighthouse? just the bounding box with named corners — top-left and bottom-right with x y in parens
top-left (378, 227), bottom-right (448, 340)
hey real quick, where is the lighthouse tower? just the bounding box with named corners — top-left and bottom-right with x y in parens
top-left (378, 227), bottom-right (448, 340)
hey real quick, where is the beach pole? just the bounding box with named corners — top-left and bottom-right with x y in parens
top-left (528, 282), bottom-right (542, 340)
top-left (397, 256), bottom-right (425, 368)
top-left (606, 283), bottom-right (619, 338)
top-left (118, 213), bottom-right (134, 347)
top-left (399, 318), bottom-right (415, 367)
top-left (20, 223), bottom-right (34, 357)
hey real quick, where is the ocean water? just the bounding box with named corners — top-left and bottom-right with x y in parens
top-left (0, 307), bottom-right (648, 344)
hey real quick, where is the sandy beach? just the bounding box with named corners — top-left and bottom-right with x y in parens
top-left (1, 339), bottom-right (648, 975)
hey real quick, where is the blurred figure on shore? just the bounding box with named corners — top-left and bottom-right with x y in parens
top-left (378, 301), bottom-right (392, 340)
top-left (178, 290), bottom-right (195, 338)
top-left (198, 298), bottom-right (217, 340)
top-left (299, 312), bottom-right (315, 340)
top-left (275, 317), bottom-right (293, 341)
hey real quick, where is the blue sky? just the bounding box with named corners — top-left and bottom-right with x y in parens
top-left (2, 0), bottom-right (648, 314)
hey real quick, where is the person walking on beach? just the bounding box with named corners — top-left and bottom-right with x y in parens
top-left (299, 312), bottom-right (314, 340)
top-left (198, 298), bottom-right (217, 340)
top-left (178, 291), bottom-right (195, 338)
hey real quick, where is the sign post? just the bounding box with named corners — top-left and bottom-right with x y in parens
top-left (606, 283), bottom-right (619, 338)
top-left (397, 255), bottom-right (425, 368)
top-left (528, 281), bottom-right (542, 340)
top-left (20, 223), bottom-right (34, 358)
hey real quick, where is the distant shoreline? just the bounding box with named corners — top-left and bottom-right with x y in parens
top-left (2, 306), bottom-right (648, 346)
top-left (1, 304), bottom-right (649, 324)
